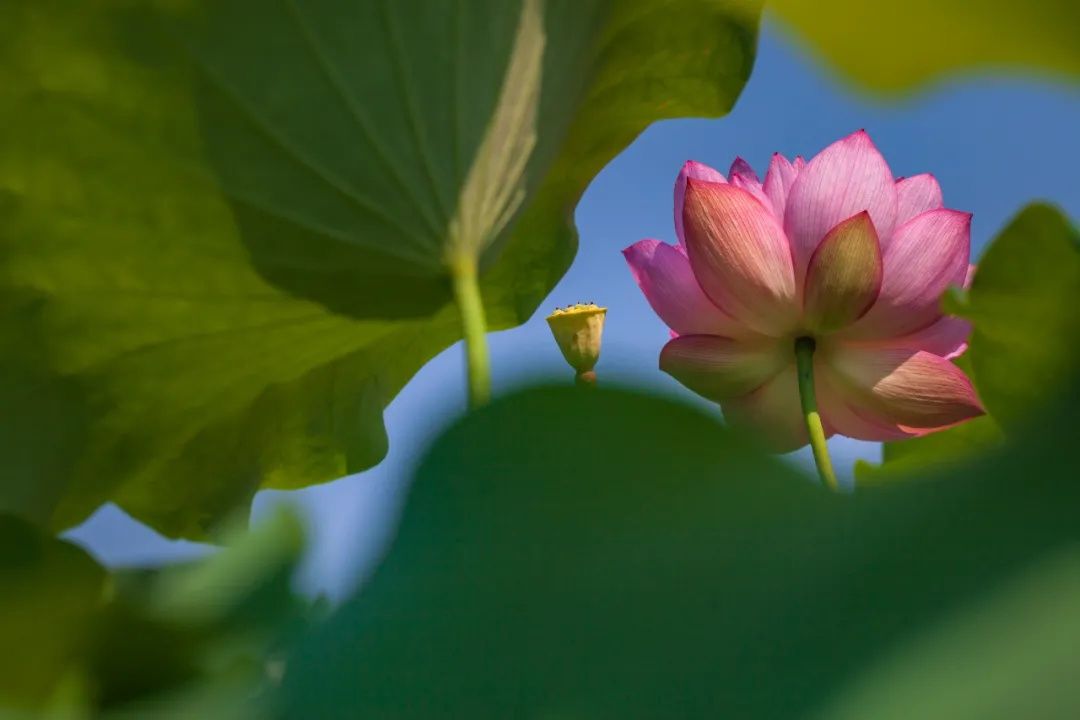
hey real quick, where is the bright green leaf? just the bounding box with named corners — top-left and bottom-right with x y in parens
top-left (770, 0), bottom-right (1080, 92)
top-left (0, 0), bottom-right (762, 537)
top-left (281, 382), bottom-right (1080, 718)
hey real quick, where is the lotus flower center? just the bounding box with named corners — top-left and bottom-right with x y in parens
top-left (795, 335), bottom-right (816, 355)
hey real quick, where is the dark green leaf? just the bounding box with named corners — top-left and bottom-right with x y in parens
top-left (282, 383), bottom-right (1080, 718)
top-left (770, 0), bottom-right (1080, 91)
top-left (0, 0), bottom-right (762, 536)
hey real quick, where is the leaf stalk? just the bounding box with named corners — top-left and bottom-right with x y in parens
top-left (449, 255), bottom-right (491, 408)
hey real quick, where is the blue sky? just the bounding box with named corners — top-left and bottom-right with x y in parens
top-left (67, 18), bottom-right (1080, 599)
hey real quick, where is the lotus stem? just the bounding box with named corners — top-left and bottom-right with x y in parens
top-left (575, 369), bottom-right (597, 386)
top-left (794, 336), bottom-right (838, 490)
top-left (449, 255), bottom-right (491, 408)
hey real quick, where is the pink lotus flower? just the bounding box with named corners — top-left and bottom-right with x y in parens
top-left (624, 130), bottom-right (983, 453)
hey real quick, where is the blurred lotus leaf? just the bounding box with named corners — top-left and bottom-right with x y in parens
top-left (863, 203), bottom-right (1079, 480)
top-left (770, 0), bottom-right (1080, 91)
top-left (0, 509), bottom-right (311, 718)
top-left (282, 379), bottom-right (1080, 717)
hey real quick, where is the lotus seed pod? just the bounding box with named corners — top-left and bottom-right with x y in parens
top-left (546, 303), bottom-right (607, 382)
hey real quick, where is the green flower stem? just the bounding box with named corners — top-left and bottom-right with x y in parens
top-left (449, 254), bottom-right (491, 408)
top-left (794, 337), bottom-right (838, 490)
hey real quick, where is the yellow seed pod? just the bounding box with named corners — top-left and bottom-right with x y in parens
top-left (545, 303), bottom-right (607, 382)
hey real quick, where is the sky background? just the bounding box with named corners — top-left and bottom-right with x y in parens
top-left (66, 17), bottom-right (1080, 600)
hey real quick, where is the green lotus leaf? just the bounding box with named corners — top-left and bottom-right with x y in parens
top-left (0, 0), bottom-right (761, 536)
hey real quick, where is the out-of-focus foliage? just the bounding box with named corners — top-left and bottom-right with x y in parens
top-left (0, 516), bottom-right (107, 709)
top-left (769, 0), bottom-right (1080, 91)
top-left (862, 203), bottom-right (1079, 479)
top-left (8, 379), bottom-right (1076, 717)
top-left (816, 549), bottom-right (1080, 720)
top-left (860, 415), bottom-right (1004, 483)
top-left (956, 204), bottom-right (1080, 430)
top-left (0, 0), bottom-right (762, 539)
top-left (280, 382), bottom-right (1080, 718)
top-left (0, 509), bottom-right (310, 718)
